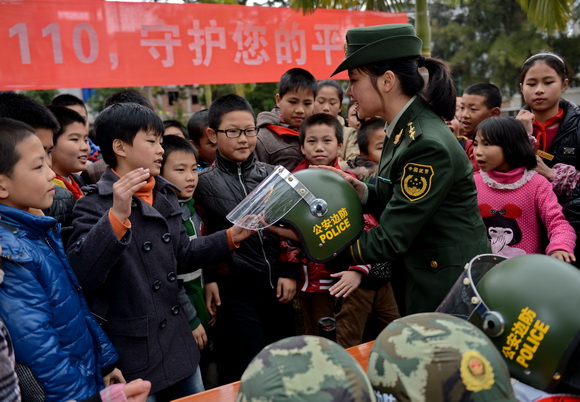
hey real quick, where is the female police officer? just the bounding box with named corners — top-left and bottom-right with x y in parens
top-left (326, 24), bottom-right (489, 315)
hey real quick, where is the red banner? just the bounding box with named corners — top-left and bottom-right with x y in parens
top-left (0, 1), bottom-right (406, 90)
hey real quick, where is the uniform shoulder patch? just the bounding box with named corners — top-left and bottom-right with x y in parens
top-left (400, 163), bottom-right (434, 201)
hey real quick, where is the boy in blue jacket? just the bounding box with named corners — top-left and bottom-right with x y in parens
top-left (0, 118), bottom-right (120, 401)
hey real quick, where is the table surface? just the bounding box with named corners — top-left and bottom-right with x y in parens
top-left (173, 340), bottom-right (375, 402)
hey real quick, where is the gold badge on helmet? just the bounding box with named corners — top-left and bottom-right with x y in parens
top-left (460, 350), bottom-right (495, 392)
top-left (401, 163), bottom-right (434, 201)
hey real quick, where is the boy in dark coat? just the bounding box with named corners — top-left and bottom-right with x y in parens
top-left (66, 103), bottom-right (252, 400)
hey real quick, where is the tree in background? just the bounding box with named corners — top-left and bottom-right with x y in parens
top-left (430, 0), bottom-right (579, 98)
top-left (22, 89), bottom-right (59, 105)
top-left (290, 0), bottom-right (576, 58)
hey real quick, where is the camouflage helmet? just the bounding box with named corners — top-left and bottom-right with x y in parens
top-left (438, 254), bottom-right (580, 393)
top-left (236, 335), bottom-right (376, 402)
top-left (368, 312), bottom-right (517, 402)
top-left (227, 166), bottom-right (364, 262)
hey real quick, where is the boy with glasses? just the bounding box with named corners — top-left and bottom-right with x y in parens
top-left (194, 94), bottom-right (298, 384)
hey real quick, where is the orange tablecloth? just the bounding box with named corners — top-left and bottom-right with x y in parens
top-left (173, 340), bottom-right (375, 402)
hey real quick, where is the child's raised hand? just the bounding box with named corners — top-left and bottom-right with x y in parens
top-left (192, 323), bottom-right (207, 351)
top-left (329, 270), bottom-right (362, 298)
top-left (103, 367), bottom-right (126, 386)
top-left (229, 223), bottom-right (255, 244)
top-left (123, 379), bottom-right (152, 402)
top-left (204, 282), bottom-right (220, 323)
top-left (276, 277), bottom-right (296, 303)
top-left (266, 224), bottom-right (300, 241)
top-left (550, 250), bottom-right (576, 263)
top-left (516, 109), bottom-right (535, 135)
top-left (534, 156), bottom-right (554, 181)
top-left (111, 168), bottom-right (150, 222)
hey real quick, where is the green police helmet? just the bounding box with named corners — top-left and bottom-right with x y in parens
top-left (236, 335), bottom-right (376, 402)
top-left (368, 312), bottom-right (517, 402)
top-left (227, 166), bottom-right (364, 262)
top-left (437, 254), bottom-right (580, 393)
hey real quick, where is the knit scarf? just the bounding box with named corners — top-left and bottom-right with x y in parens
top-left (533, 108), bottom-right (564, 152)
top-left (53, 174), bottom-right (83, 199)
top-left (135, 177), bottom-right (155, 206)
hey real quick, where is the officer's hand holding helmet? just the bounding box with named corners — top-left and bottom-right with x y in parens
top-left (438, 254), bottom-right (580, 395)
top-left (228, 166), bottom-right (364, 262)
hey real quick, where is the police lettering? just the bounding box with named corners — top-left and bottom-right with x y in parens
top-left (319, 218), bottom-right (350, 244)
top-left (515, 320), bottom-right (550, 368)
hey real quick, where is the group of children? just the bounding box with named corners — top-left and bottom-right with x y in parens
top-left (1, 49), bottom-right (580, 401)
top-left (450, 52), bottom-right (578, 264)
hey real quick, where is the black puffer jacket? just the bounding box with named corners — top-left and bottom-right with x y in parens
top-left (534, 99), bottom-right (580, 265)
top-left (43, 174), bottom-right (85, 247)
top-left (194, 151), bottom-right (297, 284)
top-left (524, 99), bottom-right (580, 169)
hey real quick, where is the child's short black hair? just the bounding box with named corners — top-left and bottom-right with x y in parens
top-left (161, 134), bottom-right (198, 175)
top-left (0, 93), bottom-right (59, 132)
top-left (476, 117), bottom-right (537, 170)
top-left (208, 94), bottom-right (255, 130)
top-left (463, 83), bottom-right (502, 109)
top-left (104, 89), bottom-right (154, 110)
top-left (279, 68), bottom-right (317, 99)
top-left (51, 94), bottom-right (87, 111)
top-left (357, 117), bottom-right (386, 155)
top-left (0, 118), bottom-right (36, 177)
top-left (163, 119), bottom-right (189, 140)
top-left (299, 113), bottom-right (343, 146)
top-left (317, 79), bottom-right (344, 102)
top-left (95, 103), bottom-right (164, 169)
top-left (47, 105), bottom-right (86, 143)
top-left (187, 109), bottom-right (209, 145)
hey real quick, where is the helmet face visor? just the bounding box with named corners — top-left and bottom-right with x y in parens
top-left (227, 166), bottom-right (306, 230)
top-left (437, 254), bottom-right (507, 321)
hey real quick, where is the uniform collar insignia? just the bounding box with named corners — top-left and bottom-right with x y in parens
top-left (407, 122), bottom-right (416, 141)
top-left (393, 128), bottom-right (404, 145)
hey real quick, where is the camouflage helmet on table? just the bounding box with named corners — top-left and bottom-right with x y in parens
top-left (368, 312), bottom-right (516, 402)
top-left (236, 335), bottom-right (376, 402)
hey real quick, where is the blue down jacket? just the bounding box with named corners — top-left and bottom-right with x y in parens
top-left (0, 204), bottom-right (117, 402)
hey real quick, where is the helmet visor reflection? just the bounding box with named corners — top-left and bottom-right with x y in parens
top-left (436, 254), bottom-right (507, 320)
top-left (227, 166), bottom-right (307, 230)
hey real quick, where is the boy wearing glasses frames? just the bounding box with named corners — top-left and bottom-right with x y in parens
top-left (194, 94), bottom-right (298, 385)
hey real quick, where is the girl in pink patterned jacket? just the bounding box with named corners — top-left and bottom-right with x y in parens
top-left (473, 116), bottom-right (576, 262)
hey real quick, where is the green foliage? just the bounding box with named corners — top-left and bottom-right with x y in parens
top-left (514, 0), bottom-right (573, 34)
top-left (22, 89), bottom-right (59, 105)
top-left (431, 0), bottom-right (549, 97)
top-left (245, 82), bottom-right (278, 115)
top-left (86, 87), bottom-right (141, 113)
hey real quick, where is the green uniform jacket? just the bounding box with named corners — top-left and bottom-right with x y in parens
top-left (346, 97), bottom-right (490, 314)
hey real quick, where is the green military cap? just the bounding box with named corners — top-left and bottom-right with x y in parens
top-left (332, 23), bottom-right (422, 76)
top-left (368, 312), bottom-right (517, 402)
top-left (236, 335), bottom-right (376, 402)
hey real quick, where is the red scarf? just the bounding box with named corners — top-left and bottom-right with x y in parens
top-left (266, 124), bottom-right (300, 137)
top-left (533, 108), bottom-right (564, 152)
top-left (53, 174), bottom-right (83, 200)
